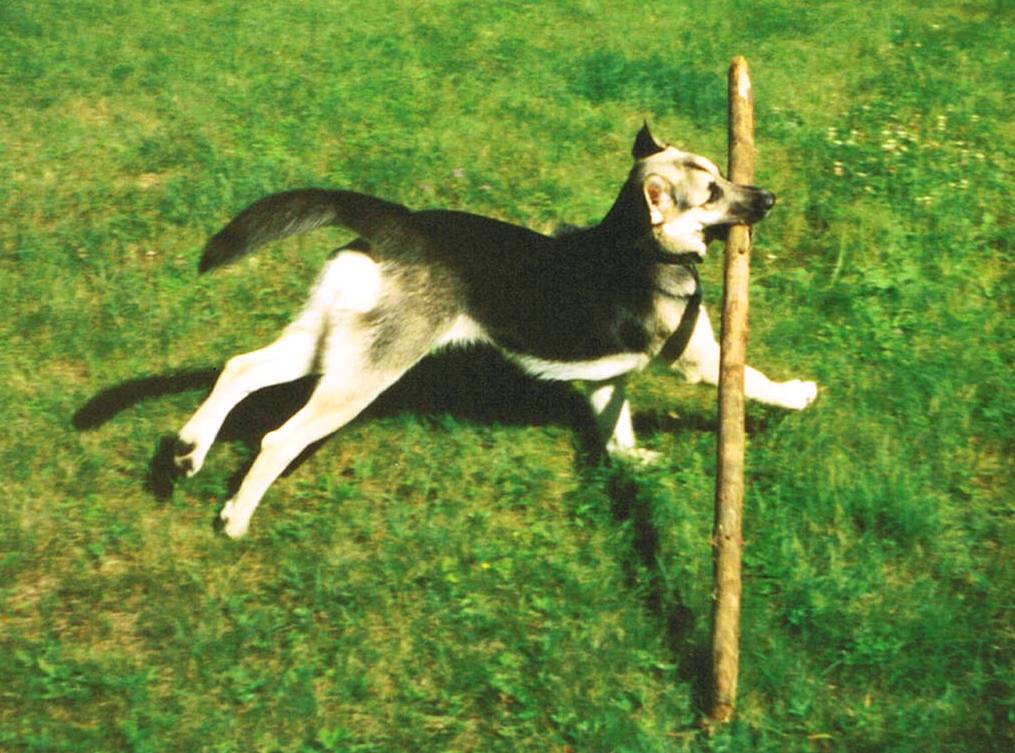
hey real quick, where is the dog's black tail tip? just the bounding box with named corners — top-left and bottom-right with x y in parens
top-left (198, 229), bottom-right (247, 273)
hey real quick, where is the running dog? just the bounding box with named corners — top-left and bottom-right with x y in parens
top-left (174, 124), bottom-right (817, 537)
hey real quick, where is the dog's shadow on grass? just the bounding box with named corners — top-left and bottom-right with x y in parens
top-left (72, 346), bottom-right (605, 498)
top-left (73, 346), bottom-right (716, 710)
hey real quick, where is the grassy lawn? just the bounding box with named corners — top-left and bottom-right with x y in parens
top-left (1, 1), bottom-right (1012, 751)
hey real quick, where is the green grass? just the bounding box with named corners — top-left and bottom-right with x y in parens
top-left (1, 1), bottom-right (1013, 751)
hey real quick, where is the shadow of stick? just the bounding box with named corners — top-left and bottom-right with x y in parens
top-left (606, 466), bottom-right (711, 714)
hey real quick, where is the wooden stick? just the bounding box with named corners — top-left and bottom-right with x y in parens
top-left (709, 55), bottom-right (754, 725)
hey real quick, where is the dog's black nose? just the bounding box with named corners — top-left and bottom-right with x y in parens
top-left (761, 191), bottom-right (776, 210)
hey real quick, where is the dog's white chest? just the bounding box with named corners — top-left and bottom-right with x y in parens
top-left (508, 351), bottom-right (651, 382)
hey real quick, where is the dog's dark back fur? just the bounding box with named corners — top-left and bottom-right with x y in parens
top-left (197, 177), bottom-right (698, 365)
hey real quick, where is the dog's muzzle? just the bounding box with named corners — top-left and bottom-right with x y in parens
top-left (743, 187), bottom-right (776, 222)
top-left (702, 189), bottom-right (775, 246)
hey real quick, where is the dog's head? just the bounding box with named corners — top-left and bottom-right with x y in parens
top-left (631, 123), bottom-right (775, 259)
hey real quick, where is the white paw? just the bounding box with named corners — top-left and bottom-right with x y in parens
top-left (609, 445), bottom-right (664, 466)
top-left (219, 500), bottom-right (250, 539)
top-left (173, 431), bottom-right (210, 478)
top-left (778, 379), bottom-right (819, 410)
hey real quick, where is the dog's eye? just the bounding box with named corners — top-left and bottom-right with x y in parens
top-left (706, 182), bottom-right (723, 204)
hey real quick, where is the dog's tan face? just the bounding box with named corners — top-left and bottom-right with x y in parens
top-left (633, 127), bottom-right (775, 258)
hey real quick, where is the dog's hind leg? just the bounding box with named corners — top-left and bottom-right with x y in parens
top-left (669, 305), bottom-right (818, 410)
top-left (216, 365), bottom-right (405, 538)
top-left (175, 249), bottom-right (384, 477)
top-left (174, 325), bottom-right (319, 477)
top-left (216, 277), bottom-right (463, 537)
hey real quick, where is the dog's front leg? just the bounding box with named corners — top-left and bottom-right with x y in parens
top-left (670, 305), bottom-right (818, 410)
top-left (588, 377), bottom-right (660, 464)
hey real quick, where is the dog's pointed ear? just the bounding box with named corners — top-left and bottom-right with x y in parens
top-left (632, 122), bottom-right (665, 160)
top-left (643, 174), bottom-right (675, 225)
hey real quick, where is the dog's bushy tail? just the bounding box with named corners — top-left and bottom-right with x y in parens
top-left (198, 189), bottom-right (410, 273)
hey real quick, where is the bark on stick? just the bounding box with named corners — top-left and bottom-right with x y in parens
top-left (709, 55), bottom-right (754, 725)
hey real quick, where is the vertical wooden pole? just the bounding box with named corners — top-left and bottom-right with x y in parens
top-left (709, 55), bottom-right (754, 725)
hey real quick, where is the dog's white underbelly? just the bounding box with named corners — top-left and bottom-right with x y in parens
top-left (435, 315), bottom-right (649, 382)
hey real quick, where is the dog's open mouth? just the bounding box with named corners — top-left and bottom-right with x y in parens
top-left (703, 189), bottom-right (776, 246)
top-left (704, 225), bottom-right (730, 245)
